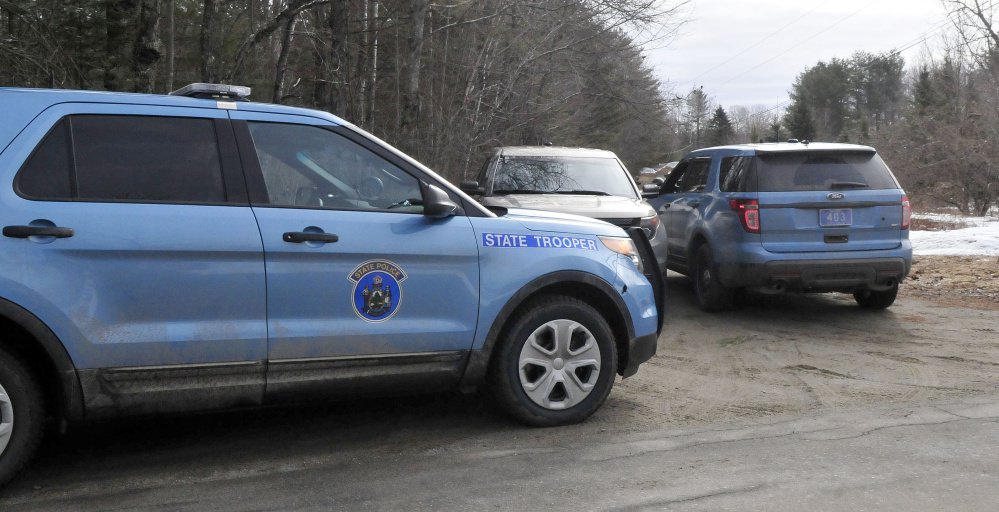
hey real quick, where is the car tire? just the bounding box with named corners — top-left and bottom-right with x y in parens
top-left (0, 346), bottom-right (46, 487)
top-left (488, 295), bottom-right (617, 427)
top-left (853, 284), bottom-right (898, 309)
top-left (692, 244), bottom-right (733, 311)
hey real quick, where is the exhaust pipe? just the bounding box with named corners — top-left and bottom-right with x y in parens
top-left (869, 278), bottom-right (896, 291)
top-left (759, 280), bottom-right (787, 295)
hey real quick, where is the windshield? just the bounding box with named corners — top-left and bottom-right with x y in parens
top-left (755, 151), bottom-right (898, 192)
top-left (492, 156), bottom-right (638, 198)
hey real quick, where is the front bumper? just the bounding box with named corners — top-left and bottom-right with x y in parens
top-left (622, 332), bottom-right (658, 378)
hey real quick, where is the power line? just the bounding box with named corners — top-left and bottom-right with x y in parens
top-left (684, 3), bottom-right (825, 85)
top-left (718, 4), bottom-right (872, 87)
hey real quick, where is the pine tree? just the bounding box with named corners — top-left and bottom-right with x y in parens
top-left (706, 106), bottom-right (734, 146)
top-left (782, 98), bottom-right (816, 141)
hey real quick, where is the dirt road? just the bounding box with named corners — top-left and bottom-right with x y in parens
top-left (605, 269), bottom-right (998, 432)
top-left (1, 271), bottom-right (997, 510)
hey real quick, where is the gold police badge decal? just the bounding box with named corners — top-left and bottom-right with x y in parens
top-left (348, 260), bottom-right (408, 322)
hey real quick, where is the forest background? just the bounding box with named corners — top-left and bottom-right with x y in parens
top-left (1, 0), bottom-right (996, 214)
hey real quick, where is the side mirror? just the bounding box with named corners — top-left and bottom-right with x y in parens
top-left (641, 183), bottom-right (660, 198)
top-left (423, 183), bottom-right (458, 219)
top-left (460, 180), bottom-right (484, 195)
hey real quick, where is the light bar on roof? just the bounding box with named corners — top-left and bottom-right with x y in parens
top-left (169, 83), bottom-right (251, 100)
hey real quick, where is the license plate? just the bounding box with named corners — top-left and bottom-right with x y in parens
top-left (819, 208), bottom-right (852, 227)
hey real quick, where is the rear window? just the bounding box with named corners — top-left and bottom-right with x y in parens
top-left (755, 151), bottom-right (898, 192)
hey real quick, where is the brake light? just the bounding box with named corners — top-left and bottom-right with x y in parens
top-left (901, 195), bottom-right (911, 230)
top-left (729, 198), bottom-right (760, 233)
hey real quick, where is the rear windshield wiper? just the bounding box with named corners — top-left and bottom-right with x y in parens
top-left (550, 190), bottom-right (612, 196)
top-left (829, 181), bottom-right (869, 189)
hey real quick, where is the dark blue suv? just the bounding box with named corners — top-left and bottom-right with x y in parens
top-left (649, 142), bottom-right (911, 311)
top-left (0, 85), bottom-right (663, 485)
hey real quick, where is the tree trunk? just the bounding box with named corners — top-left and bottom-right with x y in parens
top-left (366, 1), bottom-right (379, 128)
top-left (167, 0), bottom-right (175, 92)
top-left (273, 13), bottom-right (299, 103)
top-left (133, 0), bottom-right (162, 93)
top-left (400, 0), bottom-right (428, 136)
top-left (200, 0), bottom-right (218, 82)
top-left (104, 0), bottom-right (136, 91)
top-left (328, 0), bottom-right (349, 115)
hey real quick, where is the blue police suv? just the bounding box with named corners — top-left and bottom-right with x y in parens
top-left (649, 142), bottom-right (911, 311)
top-left (0, 85), bottom-right (662, 485)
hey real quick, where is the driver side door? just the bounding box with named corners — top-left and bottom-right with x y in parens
top-left (227, 111), bottom-right (480, 398)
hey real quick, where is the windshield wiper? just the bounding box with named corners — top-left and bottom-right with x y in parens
top-left (492, 189), bottom-right (550, 195)
top-left (549, 190), bottom-right (612, 196)
top-left (829, 181), bottom-right (869, 189)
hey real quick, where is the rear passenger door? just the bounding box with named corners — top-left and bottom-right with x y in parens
top-left (0, 104), bottom-right (267, 414)
top-left (226, 112), bottom-right (480, 398)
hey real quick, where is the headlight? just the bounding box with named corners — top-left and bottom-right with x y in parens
top-left (640, 214), bottom-right (660, 239)
top-left (600, 236), bottom-right (643, 273)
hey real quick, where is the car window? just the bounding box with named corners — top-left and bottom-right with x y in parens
top-left (247, 122), bottom-right (423, 212)
top-left (491, 156), bottom-right (637, 198)
top-left (659, 160), bottom-right (688, 194)
top-left (755, 151), bottom-right (898, 191)
top-left (16, 115), bottom-right (225, 203)
top-left (677, 158), bottom-right (710, 192)
top-left (719, 156), bottom-right (752, 192)
top-left (15, 119), bottom-right (73, 199)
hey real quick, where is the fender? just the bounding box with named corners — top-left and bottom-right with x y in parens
top-left (458, 270), bottom-right (634, 392)
top-left (0, 297), bottom-right (84, 421)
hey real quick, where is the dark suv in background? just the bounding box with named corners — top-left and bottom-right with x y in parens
top-left (648, 142), bottom-right (911, 311)
top-left (462, 146), bottom-right (668, 274)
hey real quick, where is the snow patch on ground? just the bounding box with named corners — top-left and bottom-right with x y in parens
top-left (911, 212), bottom-right (999, 256)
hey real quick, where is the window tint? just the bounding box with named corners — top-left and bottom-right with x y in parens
top-left (677, 158), bottom-right (710, 192)
top-left (247, 122), bottom-right (423, 212)
top-left (491, 156), bottom-right (637, 198)
top-left (16, 119), bottom-right (73, 199)
top-left (16, 115), bottom-right (225, 203)
top-left (71, 115), bottom-right (224, 202)
top-left (660, 161), bottom-right (688, 194)
top-left (755, 151), bottom-right (898, 192)
top-left (719, 156), bottom-right (752, 192)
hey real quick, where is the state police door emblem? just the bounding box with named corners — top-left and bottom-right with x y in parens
top-left (348, 260), bottom-right (408, 322)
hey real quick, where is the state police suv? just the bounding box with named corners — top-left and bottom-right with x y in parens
top-left (0, 84), bottom-right (662, 485)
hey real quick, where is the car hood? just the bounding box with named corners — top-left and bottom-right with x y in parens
top-left (499, 208), bottom-right (626, 237)
top-left (481, 194), bottom-right (655, 219)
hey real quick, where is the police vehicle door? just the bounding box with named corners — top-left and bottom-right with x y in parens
top-left (229, 112), bottom-right (480, 395)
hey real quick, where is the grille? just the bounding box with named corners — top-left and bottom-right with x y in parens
top-left (598, 217), bottom-right (640, 228)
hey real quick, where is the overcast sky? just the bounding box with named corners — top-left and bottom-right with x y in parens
top-left (643, 0), bottom-right (952, 110)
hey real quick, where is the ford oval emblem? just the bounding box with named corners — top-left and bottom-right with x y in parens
top-left (827, 192), bottom-right (845, 200)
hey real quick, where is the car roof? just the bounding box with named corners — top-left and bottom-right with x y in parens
top-left (0, 87), bottom-right (350, 126)
top-left (497, 146), bottom-right (619, 158)
top-left (689, 142), bottom-right (876, 155)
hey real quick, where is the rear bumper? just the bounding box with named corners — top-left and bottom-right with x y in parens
top-left (719, 257), bottom-right (910, 291)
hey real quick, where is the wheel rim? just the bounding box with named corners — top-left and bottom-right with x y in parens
top-left (0, 381), bottom-right (13, 456)
top-left (698, 259), bottom-right (713, 295)
top-left (518, 319), bottom-right (601, 410)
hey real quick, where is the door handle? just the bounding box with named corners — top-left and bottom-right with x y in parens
top-left (283, 231), bottom-right (339, 244)
top-left (689, 200), bottom-right (701, 208)
top-left (3, 225), bottom-right (74, 239)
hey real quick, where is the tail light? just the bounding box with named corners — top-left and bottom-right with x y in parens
top-left (729, 198), bottom-right (760, 233)
top-left (901, 195), bottom-right (911, 230)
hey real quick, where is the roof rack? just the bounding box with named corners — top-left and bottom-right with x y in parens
top-left (169, 83), bottom-right (251, 100)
